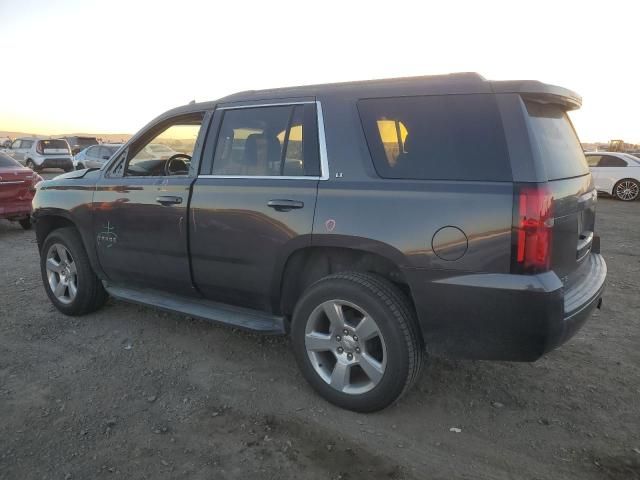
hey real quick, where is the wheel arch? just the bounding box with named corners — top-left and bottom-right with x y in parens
top-left (35, 212), bottom-right (105, 279)
top-left (275, 244), bottom-right (420, 333)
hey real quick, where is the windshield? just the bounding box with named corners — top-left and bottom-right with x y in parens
top-left (525, 101), bottom-right (589, 180)
top-left (0, 152), bottom-right (21, 167)
top-left (104, 146), bottom-right (120, 155)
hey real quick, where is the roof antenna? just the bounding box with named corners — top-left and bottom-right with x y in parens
top-left (188, 99), bottom-right (196, 105)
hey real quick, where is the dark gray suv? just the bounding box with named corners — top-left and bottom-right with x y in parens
top-left (32, 73), bottom-right (606, 412)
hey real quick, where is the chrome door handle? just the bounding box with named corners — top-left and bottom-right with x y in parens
top-left (267, 199), bottom-right (304, 212)
top-left (156, 195), bottom-right (183, 206)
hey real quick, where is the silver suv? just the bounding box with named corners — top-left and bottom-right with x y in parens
top-left (6, 137), bottom-right (73, 172)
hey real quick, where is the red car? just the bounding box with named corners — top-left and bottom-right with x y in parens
top-left (0, 152), bottom-right (42, 229)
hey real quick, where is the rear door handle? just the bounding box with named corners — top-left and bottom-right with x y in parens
top-left (267, 199), bottom-right (304, 212)
top-left (156, 195), bottom-right (183, 206)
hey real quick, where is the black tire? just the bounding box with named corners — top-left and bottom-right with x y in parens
top-left (613, 178), bottom-right (639, 201)
top-left (291, 272), bottom-right (424, 412)
top-left (19, 217), bottom-right (32, 230)
top-left (40, 227), bottom-right (108, 316)
top-left (26, 159), bottom-right (39, 172)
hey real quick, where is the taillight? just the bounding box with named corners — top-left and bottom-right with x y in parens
top-left (36, 141), bottom-right (44, 155)
top-left (511, 184), bottom-right (554, 274)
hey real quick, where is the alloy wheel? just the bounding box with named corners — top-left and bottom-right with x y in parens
top-left (304, 299), bottom-right (387, 395)
top-left (45, 243), bottom-right (78, 304)
top-left (616, 180), bottom-right (639, 201)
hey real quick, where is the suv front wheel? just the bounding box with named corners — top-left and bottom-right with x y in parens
top-left (40, 227), bottom-right (108, 316)
top-left (291, 272), bottom-right (423, 412)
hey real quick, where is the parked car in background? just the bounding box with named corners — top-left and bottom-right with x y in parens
top-left (6, 137), bottom-right (74, 172)
top-left (0, 152), bottom-right (42, 229)
top-left (0, 137), bottom-right (11, 148)
top-left (74, 144), bottom-right (123, 169)
top-left (59, 136), bottom-right (98, 156)
top-left (32, 73), bottom-right (606, 412)
top-left (585, 151), bottom-right (640, 201)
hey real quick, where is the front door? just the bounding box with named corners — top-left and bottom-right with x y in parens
top-left (93, 112), bottom-right (208, 295)
top-left (190, 102), bottom-right (322, 311)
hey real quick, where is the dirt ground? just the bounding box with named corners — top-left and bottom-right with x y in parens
top-left (1, 183), bottom-right (639, 479)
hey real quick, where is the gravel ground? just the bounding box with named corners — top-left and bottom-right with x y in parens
top-left (1, 180), bottom-right (639, 479)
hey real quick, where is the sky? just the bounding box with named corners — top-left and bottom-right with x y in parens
top-left (0, 0), bottom-right (638, 143)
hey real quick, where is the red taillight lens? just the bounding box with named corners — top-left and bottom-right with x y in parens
top-left (36, 141), bottom-right (44, 155)
top-left (512, 184), bottom-right (553, 273)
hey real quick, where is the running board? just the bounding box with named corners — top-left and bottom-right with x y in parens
top-left (103, 283), bottom-right (286, 335)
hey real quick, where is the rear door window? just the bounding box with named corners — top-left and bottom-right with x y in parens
top-left (524, 101), bottom-right (589, 180)
top-left (358, 94), bottom-right (511, 181)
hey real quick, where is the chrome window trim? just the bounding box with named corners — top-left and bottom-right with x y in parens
top-left (199, 100), bottom-right (329, 180)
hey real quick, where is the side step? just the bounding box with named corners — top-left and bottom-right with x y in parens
top-left (103, 283), bottom-right (286, 335)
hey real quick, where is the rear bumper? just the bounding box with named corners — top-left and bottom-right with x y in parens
top-left (404, 252), bottom-right (606, 361)
top-left (40, 158), bottom-right (73, 169)
top-left (0, 202), bottom-right (32, 218)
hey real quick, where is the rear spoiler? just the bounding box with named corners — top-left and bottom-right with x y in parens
top-left (491, 80), bottom-right (582, 111)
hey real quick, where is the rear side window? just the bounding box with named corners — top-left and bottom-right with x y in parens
top-left (358, 94), bottom-right (511, 181)
top-left (524, 101), bottom-right (589, 180)
top-left (21, 140), bottom-right (33, 149)
top-left (586, 155), bottom-right (601, 167)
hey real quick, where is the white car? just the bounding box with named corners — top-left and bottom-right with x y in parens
top-left (5, 137), bottom-right (74, 172)
top-left (585, 152), bottom-right (640, 201)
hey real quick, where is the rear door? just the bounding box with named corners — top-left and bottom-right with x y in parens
top-left (189, 101), bottom-right (322, 311)
top-left (596, 154), bottom-right (629, 194)
top-left (523, 100), bottom-right (595, 283)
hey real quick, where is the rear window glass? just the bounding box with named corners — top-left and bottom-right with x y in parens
top-left (40, 140), bottom-right (70, 151)
top-left (525, 101), bottom-right (589, 180)
top-left (0, 152), bottom-right (21, 167)
top-left (76, 137), bottom-right (98, 147)
top-left (358, 94), bottom-right (511, 181)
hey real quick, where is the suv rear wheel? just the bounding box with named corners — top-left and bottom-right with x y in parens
top-left (26, 159), bottom-right (39, 172)
top-left (40, 227), bottom-right (108, 315)
top-left (291, 272), bottom-right (423, 412)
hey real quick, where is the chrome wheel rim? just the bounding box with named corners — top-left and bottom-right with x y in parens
top-left (616, 180), bottom-right (639, 200)
top-left (45, 243), bottom-right (78, 304)
top-left (305, 300), bottom-right (387, 395)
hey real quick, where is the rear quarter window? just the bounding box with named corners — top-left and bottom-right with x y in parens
top-left (524, 101), bottom-right (589, 180)
top-left (358, 94), bottom-right (511, 181)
